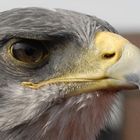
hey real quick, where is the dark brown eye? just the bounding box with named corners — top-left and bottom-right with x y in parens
top-left (10, 40), bottom-right (47, 64)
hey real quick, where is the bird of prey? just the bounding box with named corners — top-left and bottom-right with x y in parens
top-left (0, 7), bottom-right (140, 140)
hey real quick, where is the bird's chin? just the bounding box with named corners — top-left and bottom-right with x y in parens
top-left (41, 84), bottom-right (120, 140)
top-left (43, 79), bottom-right (128, 140)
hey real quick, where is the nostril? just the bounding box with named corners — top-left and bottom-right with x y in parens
top-left (102, 52), bottom-right (116, 59)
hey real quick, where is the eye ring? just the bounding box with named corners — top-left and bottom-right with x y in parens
top-left (7, 39), bottom-right (49, 68)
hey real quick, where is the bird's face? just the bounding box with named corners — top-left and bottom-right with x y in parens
top-left (21, 32), bottom-right (137, 95)
top-left (0, 8), bottom-right (140, 140)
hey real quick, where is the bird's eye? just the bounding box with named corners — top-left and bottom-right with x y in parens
top-left (9, 40), bottom-right (48, 64)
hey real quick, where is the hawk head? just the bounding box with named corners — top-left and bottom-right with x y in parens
top-left (0, 8), bottom-right (139, 140)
